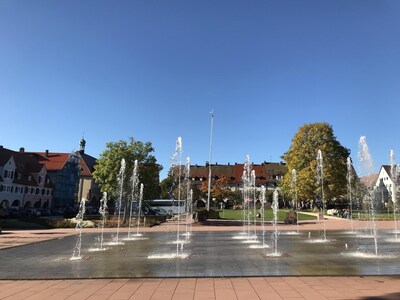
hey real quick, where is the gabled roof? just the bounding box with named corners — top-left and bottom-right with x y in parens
top-left (30, 151), bottom-right (98, 177)
top-left (12, 154), bottom-right (43, 186)
top-left (360, 173), bottom-right (379, 188)
top-left (0, 147), bottom-right (14, 166)
top-left (0, 147), bottom-right (52, 187)
top-left (78, 152), bottom-right (97, 177)
top-left (382, 165), bottom-right (394, 179)
top-left (30, 152), bottom-right (71, 171)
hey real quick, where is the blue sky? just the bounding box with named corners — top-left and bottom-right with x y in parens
top-left (1, 0), bottom-right (400, 178)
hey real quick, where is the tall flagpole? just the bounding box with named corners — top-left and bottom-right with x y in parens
top-left (207, 109), bottom-right (214, 211)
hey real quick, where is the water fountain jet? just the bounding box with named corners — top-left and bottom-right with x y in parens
top-left (107, 159), bottom-right (126, 246)
top-left (316, 149), bottom-right (327, 242)
top-left (266, 190), bottom-right (281, 257)
top-left (70, 198), bottom-right (86, 260)
top-left (89, 193), bottom-right (109, 252)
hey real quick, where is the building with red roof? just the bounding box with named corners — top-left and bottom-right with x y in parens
top-left (76, 138), bottom-right (102, 209)
top-left (28, 150), bottom-right (80, 210)
top-left (0, 146), bottom-right (53, 209)
top-left (189, 161), bottom-right (286, 191)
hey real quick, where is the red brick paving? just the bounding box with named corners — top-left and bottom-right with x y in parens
top-left (0, 277), bottom-right (400, 299)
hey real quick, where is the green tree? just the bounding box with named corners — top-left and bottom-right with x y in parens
top-left (93, 137), bottom-right (162, 214)
top-left (159, 169), bottom-right (175, 199)
top-left (281, 123), bottom-right (350, 206)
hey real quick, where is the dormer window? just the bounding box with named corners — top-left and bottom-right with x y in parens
top-left (28, 175), bottom-right (32, 181)
top-left (17, 173), bottom-right (21, 180)
top-left (38, 176), bottom-right (42, 184)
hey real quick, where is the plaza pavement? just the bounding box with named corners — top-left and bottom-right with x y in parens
top-left (1, 216), bottom-right (400, 299)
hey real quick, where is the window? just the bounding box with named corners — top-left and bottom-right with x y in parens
top-left (0, 185), bottom-right (3, 191)
top-left (25, 187), bottom-right (28, 193)
top-left (4, 170), bottom-right (8, 178)
top-left (36, 188), bottom-right (39, 195)
top-left (15, 187), bottom-right (19, 193)
top-left (38, 176), bottom-right (42, 184)
top-left (11, 186), bottom-right (13, 193)
top-left (47, 190), bottom-right (50, 195)
top-left (10, 171), bottom-right (14, 179)
top-left (17, 173), bottom-right (21, 180)
top-left (31, 188), bottom-right (34, 194)
top-left (42, 189), bottom-right (45, 195)
top-left (28, 176), bottom-right (31, 181)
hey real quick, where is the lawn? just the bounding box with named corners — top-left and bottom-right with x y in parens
top-left (219, 209), bottom-right (317, 222)
top-left (350, 211), bottom-right (399, 221)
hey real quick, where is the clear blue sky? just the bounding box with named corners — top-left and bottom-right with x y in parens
top-left (1, 0), bottom-right (400, 178)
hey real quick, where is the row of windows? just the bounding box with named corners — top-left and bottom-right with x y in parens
top-left (189, 175), bottom-right (284, 182)
top-left (0, 185), bottom-right (51, 196)
top-left (3, 170), bottom-right (50, 185)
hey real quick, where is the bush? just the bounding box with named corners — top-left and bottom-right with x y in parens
top-left (208, 209), bottom-right (220, 219)
top-left (196, 210), bottom-right (208, 221)
top-left (284, 210), bottom-right (297, 224)
top-left (196, 209), bottom-right (220, 221)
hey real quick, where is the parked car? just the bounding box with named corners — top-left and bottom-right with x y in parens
top-left (63, 207), bottom-right (78, 218)
top-left (24, 208), bottom-right (41, 217)
top-left (0, 208), bottom-right (10, 218)
top-left (51, 208), bottom-right (65, 216)
top-left (7, 207), bottom-right (22, 218)
top-left (153, 208), bottom-right (173, 219)
top-left (39, 208), bottom-right (51, 216)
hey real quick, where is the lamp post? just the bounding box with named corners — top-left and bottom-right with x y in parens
top-left (207, 109), bottom-right (214, 211)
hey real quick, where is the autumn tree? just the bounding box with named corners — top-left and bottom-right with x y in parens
top-left (201, 177), bottom-right (234, 207)
top-left (281, 123), bottom-right (350, 206)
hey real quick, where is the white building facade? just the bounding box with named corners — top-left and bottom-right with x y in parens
top-left (0, 146), bottom-right (53, 209)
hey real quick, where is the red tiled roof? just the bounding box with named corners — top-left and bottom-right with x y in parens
top-left (360, 173), bottom-right (379, 188)
top-left (0, 147), bottom-right (53, 187)
top-left (78, 152), bottom-right (97, 177)
top-left (31, 152), bottom-right (70, 171)
top-left (79, 156), bottom-right (92, 177)
top-left (189, 162), bottom-right (286, 185)
top-left (30, 151), bottom-right (97, 177)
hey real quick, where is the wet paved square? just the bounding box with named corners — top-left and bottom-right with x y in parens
top-left (0, 230), bottom-right (399, 279)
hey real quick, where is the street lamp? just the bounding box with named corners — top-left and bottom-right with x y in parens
top-left (207, 109), bottom-right (214, 211)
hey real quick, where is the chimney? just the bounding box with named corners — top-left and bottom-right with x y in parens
top-left (0, 145), bottom-right (3, 149)
top-left (19, 147), bottom-right (25, 153)
top-left (45, 150), bottom-right (49, 158)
